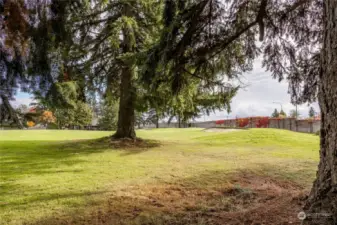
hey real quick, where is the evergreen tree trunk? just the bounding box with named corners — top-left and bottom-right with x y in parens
top-left (113, 66), bottom-right (136, 139)
top-left (0, 95), bottom-right (24, 129)
top-left (303, 1), bottom-right (337, 224)
top-left (155, 112), bottom-right (159, 128)
top-left (113, 7), bottom-right (136, 139)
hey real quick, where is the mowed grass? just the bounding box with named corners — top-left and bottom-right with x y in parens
top-left (0, 128), bottom-right (319, 225)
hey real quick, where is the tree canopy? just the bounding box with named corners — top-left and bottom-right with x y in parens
top-left (279, 109), bottom-right (287, 117)
top-left (309, 106), bottom-right (316, 118)
top-left (145, 0), bottom-right (322, 105)
top-left (271, 108), bottom-right (279, 118)
top-left (289, 109), bottom-right (300, 118)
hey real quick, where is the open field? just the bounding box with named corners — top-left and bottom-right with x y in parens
top-left (0, 128), bottom-right (319, 225)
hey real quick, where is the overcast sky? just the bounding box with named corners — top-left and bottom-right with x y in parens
top-left (199, 59), bottom-right (320, 121)
top-left (13, 59), bottom-right (319, 121)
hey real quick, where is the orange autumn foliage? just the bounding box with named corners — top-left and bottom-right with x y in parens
top-left (40, 111), bottom-right (56, 124)
top-left (27, 121), bottom-right (35, 127)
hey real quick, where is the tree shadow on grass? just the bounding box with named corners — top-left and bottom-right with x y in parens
top-left (108, 137), bottom-right (161, 156)
top-left (26, 166), bottom-right (309, 225)
top-left (60, 137), bottom-right (161, 155)
top-left (0, 137), bottom-right (161, 212)
top-left (0, 137), bottom-right (161, 177)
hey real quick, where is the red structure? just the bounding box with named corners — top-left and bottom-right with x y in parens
top-left (256, 117), bottom-right (269, 128)
top-left (215, 120), bottom-right (225, 125)
top-left (215, 116), bottom-right (321, 131)
top-left (237, 118), bottom-right (249, 127)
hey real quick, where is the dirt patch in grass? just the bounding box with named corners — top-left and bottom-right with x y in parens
top-left (31, 172), bottom-right (308, 225)
top-left (109, 137), bottom-right (161, 149)
top-left (61, 137), bottom-right (161, 153)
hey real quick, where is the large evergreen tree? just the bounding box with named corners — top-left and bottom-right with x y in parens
top-left (71, 0), bottom-right (162, 139)
top-left (69, 0), bottom-right (242, 138)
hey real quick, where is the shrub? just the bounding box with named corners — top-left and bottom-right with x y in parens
top-left (27, 121), bottom-right (35, 127)
top-left (47, 123), bottom-right (58, 129)
top-left (40, 110), bottom-right (56, 125)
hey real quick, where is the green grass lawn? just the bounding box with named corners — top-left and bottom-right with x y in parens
top-left (0, 128), bottom-right (319, 225)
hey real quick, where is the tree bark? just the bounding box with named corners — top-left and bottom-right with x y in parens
top-left (113, 7), bottom-right (136, 139)
top-left (167, 115), bottom-right (174, 126)
top-left (0, 95), bottom-right (24, 129)
top-left (155, 111), bottom-right (159, 128)
top-left (113, 66), bottom-right (136, 139)
top-left (303, 1), bottom-right (337, 224)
